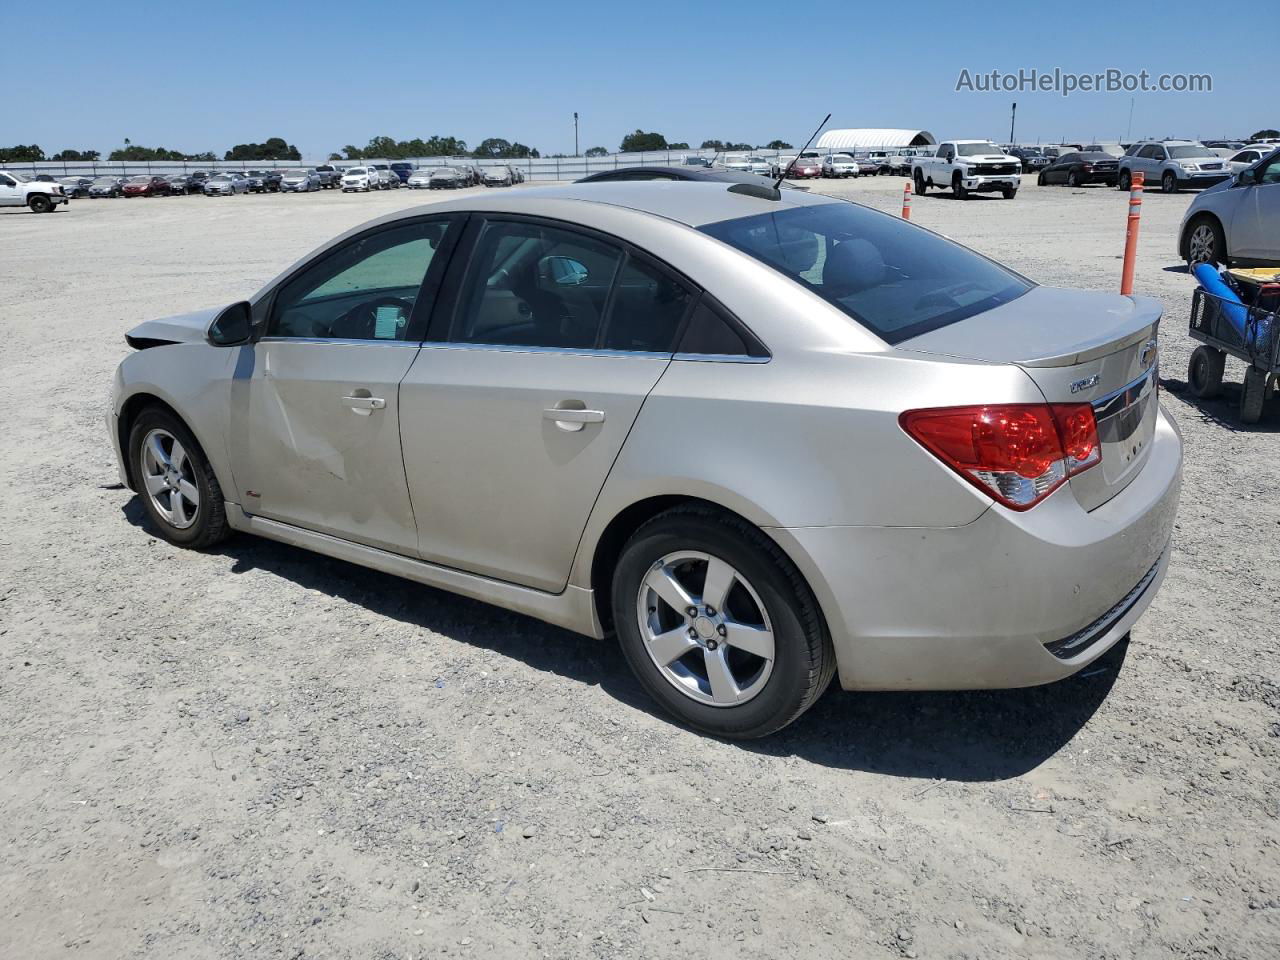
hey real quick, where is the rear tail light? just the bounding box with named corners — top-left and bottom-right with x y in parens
top-left (900, 404), bottom-right (1100, 510)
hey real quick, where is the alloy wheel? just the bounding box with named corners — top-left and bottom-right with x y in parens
top-left (1188, 223), bottom-right (1217, 264)
top-left (636, 551), bottom-right (775, 707)
top-left (140, 428), bottom-right (199, 529)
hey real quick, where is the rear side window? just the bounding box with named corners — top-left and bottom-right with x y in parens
top-left (452, 220), bottom-right (624, 349)
top-left (450, 219), bottom-right (700, 353)
top-left (677, 297), bottom-right (762, 357)
top-left (700, 202), bottom-right (1032, 345)
top-left (600, 257), bottom-right (692, 351)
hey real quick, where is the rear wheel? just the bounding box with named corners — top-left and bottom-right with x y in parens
top-left (1240, 368), bottom-right (1267, 424)
top-left (611, 506), bottom-right (835, 739)
top-left (1067, 171), bottom-right (1081, 187)
top-left (128, 407), bottom-right (231, 549)
top-left (914, 170), bottom-right (926, 195)
top-left (1187, 345), bottom-right (1225, 399)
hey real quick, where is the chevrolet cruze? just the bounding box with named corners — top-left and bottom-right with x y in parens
top-left (107, 182), bottom-right (1181, 738)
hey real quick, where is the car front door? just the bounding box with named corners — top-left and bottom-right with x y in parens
top-left (1230, 153), bottom-right (1280, 261)
top-left (230, 215), bottom-right (462, 554)
top-left (0, 173), bottom-right (22, 206)
top-left (399, 215), bottom-right (695, 592)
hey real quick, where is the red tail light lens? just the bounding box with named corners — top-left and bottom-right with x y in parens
top-left (900, 404), bottom-right (1100, 510)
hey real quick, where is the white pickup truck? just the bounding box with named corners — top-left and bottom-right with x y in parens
top-left (0, 170), bottom-right (69, 212)
top-left (912, 140), bottom-right (1021, 199)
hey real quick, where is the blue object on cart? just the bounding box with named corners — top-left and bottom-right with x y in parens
top-left (1193, 262), bottom-right (1249, 341)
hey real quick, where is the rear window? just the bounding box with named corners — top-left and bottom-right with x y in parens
top-left (700, 202), bottom-right (1032, 345)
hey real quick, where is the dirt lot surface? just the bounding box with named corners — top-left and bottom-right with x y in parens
top-left (2, 176), bottom-right (1278, 960)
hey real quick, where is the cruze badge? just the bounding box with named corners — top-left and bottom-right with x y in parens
top-left (1070, 374), bottom-right (1100, 394)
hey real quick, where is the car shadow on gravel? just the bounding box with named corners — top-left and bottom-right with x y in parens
top-left (123, 498), bottom-right (1129, 782)
top-left (745, 639), bottom-right (1127, 781)
top-left (1158, 377), bottom-right (1278, 431)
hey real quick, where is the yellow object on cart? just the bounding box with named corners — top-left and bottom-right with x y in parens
top-left (1227, 267), bottom-right (1280, 285)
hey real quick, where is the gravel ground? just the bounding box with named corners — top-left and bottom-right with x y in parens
top-left (2, 176), bottom-right (1278, 960)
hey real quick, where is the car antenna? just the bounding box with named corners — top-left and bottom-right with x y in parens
top-left (774, 113), bottom-right (831, 190)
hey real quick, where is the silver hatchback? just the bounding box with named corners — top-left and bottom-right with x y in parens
top-left (107, 183), bottom-right (1181, 737)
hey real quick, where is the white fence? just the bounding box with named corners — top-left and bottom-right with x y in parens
top-left (0, 147), bottom-right (918, 182)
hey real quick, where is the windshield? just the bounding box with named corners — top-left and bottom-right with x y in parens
top-left (700, 202), bottom-right (1032, 345)
top-left (346, 167), bottom-right (368, 175)
top-left (209, 175), bottom-right (230, 182)
top-left (127, 176), bottom-right (151, 183)
top-left (92, 177), bottom-right (116, 184)
top-left (955, 142), bottom-right (1001, 156)
top-left (1168, 145), bottom-right (1212, 159)
top-left (434, 168), bottom-right (457, 175)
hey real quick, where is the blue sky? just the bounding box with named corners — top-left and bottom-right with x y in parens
top-left (2, 1), bottom-right (1265, 158)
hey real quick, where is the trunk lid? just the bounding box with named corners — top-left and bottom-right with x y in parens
top-left (900, 286), bottom-right (1162, 510)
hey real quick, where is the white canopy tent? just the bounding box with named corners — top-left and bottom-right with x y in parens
top-left (814, 129), bottom-right (937, 151)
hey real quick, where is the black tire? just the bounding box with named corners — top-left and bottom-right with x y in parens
top-left (1187, 346), bottom-right (1225, 399)
top-left (1118, 169), bottom-right (1131, 191)
top-left (1184, 214), bottom-right (1225, 267)
top-left (952, 174), bottom-right (968, 200)
top-left (28, 194), bottom-right (53, 213)
top-left (1161, 171), bottom-right (1178, 194)
top-left (611, 505), bottom-right (836, 739)
top-left (1037, 172), bottom-right (1046, 186)
top-left (1002, 187), bottom-right (1017, 199)
top-left (914, 170), bottom-right (926, 195)
top-left (1240, 367), bottom-right (1267, 424)
top-left (1067, 171), bottom-right (1081, 188)
top-left (128, 407), bottom-right (231, 549)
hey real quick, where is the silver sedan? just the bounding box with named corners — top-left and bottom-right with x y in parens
top-left (106, 182), bottom-right (1181, 738)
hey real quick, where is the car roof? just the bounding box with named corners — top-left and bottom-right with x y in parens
top-left (578, 166), bottom-right (777, 186)
top-left (346, 181), bottom-right (836, 232)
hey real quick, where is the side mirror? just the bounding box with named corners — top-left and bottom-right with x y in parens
top-left (1236, 169), bottom-right (1256, 187)
top-left (540, 256), bottom-right (589, 286)
top-left (208, 300), bottom-right (253, 346)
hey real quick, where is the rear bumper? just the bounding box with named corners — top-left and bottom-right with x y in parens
top-left (771, 405), bottom-right (1182, 691)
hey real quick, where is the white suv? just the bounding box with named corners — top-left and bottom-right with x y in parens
top-left (1118, 140), bottom-right (1230, 193)
top-left (1178, 148), bottom-right (1280, 266)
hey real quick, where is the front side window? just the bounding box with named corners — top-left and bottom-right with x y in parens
top-left (452, 220), bottom-right (624, 349)
top-left (1258, 155), bottom-right (1280, 185)
top-left (701, 202), bottom-right (1032, 345)
top-left (271, 219), bottom-right (454, 340)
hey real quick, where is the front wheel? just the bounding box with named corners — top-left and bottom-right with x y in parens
top-left (128, 407), bottom-right (231, 549)
top-left (953, 175), bottom-right (968, 199)
top-left (1187, 345), bottom-right (1225, 399)
top-left (1161, 171), bottom-right (1178, 194)
top-left (1119, 169), bottom-right (1131, 191)
top-left (1037, 172), bottom-right (1046, 186)
top-left (1002, 187), bottom-right (1017, 199)
top-left (611, 506), bottom-right (835, 739)
top-left (1186, 215), bottom-right (1225, 267)
top-left (28, 194), bottom-right (53, 213)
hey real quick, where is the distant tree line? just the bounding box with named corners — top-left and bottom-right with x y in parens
top-left (332, 135), bottom-right (544, 160)
top-left (615, 131), bottom-right (793, 153)
top-left (224, 137), bottom-right (301, 161)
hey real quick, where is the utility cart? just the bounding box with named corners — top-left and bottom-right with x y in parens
top-left (1186, 267), bottom-right (1280, 424)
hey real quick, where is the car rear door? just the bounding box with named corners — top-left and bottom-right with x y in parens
top-left (398, 215), bottom-right (696, 592)
top-left (0, 173), bottom-right (21, 206)
top-left (230, 215), bottom-right (462, 555)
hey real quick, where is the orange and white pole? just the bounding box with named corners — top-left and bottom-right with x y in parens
top-left (901, 180), bottom-right (912, 220)
top-left (1120, 172), bottom-right (1144, 294)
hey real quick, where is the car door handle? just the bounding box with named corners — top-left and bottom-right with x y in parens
top-left (543, 406), bottom-right (605, 431)
top-left (343, 395), bottom-right (386, 412)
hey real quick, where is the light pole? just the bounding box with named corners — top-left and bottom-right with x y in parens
top-left (1009, 102), bottom-right (1017, 145)
top-left (574, 112), bottom-right (579, 157)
